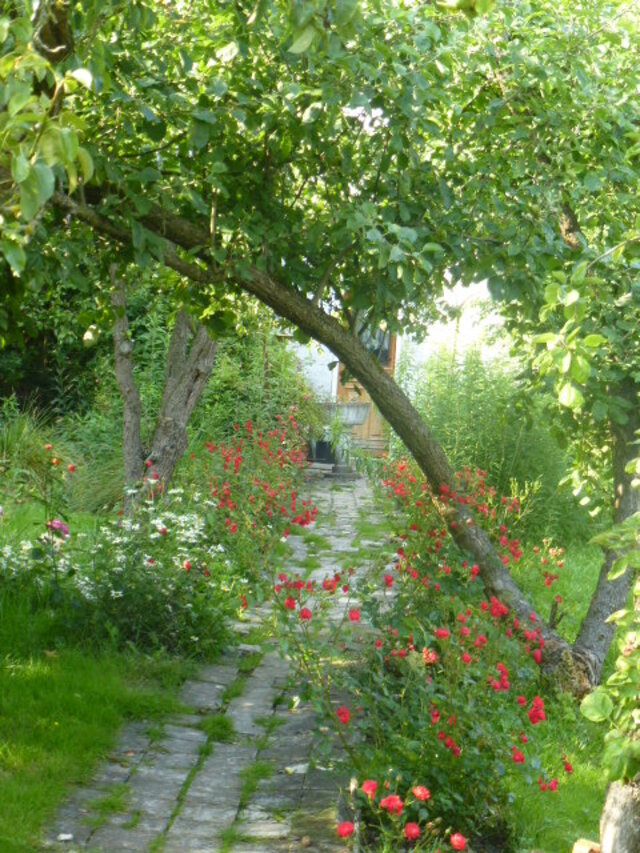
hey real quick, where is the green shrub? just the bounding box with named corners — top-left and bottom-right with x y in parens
top-left (396, 345), bottom-right (590, 541)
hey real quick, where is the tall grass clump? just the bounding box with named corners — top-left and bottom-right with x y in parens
top-left (395, 345), bottom-right (591, 541)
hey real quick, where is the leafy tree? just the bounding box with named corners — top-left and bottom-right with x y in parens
top-left (1, 0), bottom-right (639, 694)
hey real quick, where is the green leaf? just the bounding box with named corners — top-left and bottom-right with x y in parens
top-left (0, 240), bottom-right (26, 275)
top-left (217, 42), bottom-right (239, 63)
top-left (66, 161), bottom-right (78, 194)
top-left (289, 25), bottom-right (317, 54)
top-left (77, 147), bottom-right (94, 182)
top-left (608, 557), bottom-right (630, 581)
top-left (583, 171), bottom-right (602, 192)
top-left (583, 334), bottom-right (607, 348)
top-left (335, 0), bottom-right (358, 26)
top-left (11, 152), bottom-right (30, 183)
top-left (570, 262), bottom-right (588, 286)
top-left (532, 332), bottom-right (556, 345)
top-left (8, 86), bottom-right (32, 116)
top-left (0, 17), bottom-right (10, 43)
top-left (19, 162), bottom-right (55, 220)
top-left (571, 354), bottom-right (591, 384)
top-left (189, 120), bottom-right (210, 149)
top-left (131, 220), bottom-right (145, 250)
top-left (192, 109), bottom-right (217, 125)
top-left (558, 382), bottom-right (584, 410)
top-left (580, 688), bottom-right (614, 723)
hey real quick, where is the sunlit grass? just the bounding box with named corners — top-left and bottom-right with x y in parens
top-left (509, 693), bottom-right (606, 851)
top-left (510, 543), bottom-right (603, 643)
top-left (0, 612), bottom-right (191, 850)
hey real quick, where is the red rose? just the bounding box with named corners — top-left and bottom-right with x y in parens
top-left (362, 780), bottom-right (378, 799)
top-left (337, 706), bottom-right (350, 724)
top-left (450, 833), bottom-right (467, 850)
top-left (337, 821), bottom-right (354, 838)
top-left (404, 822), bottom-right (420, 840)
top-left (380, 794), bottom-right (403, 815)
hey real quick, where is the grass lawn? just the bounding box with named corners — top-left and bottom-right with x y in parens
top-left (0, 590), bottom-right (193, 852)
top-left (509, 695), bottom-right (606, 850)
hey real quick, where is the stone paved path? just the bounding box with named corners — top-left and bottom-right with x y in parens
top-left (41, 473), bottom-right (393, 853)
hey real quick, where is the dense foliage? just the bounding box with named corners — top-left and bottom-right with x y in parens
top-left (272, 460), bottom-right (589, 849)
top-left (396, 345), bottom-right (596, 540)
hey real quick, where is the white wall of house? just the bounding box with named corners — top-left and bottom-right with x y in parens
top-left (288, 340), bottom-right (339, 400)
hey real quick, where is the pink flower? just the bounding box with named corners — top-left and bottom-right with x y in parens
top-left (450, 833), bottom-right (467, 850)
top-left (299, 607), bottom-right (312, 621)
top-left (47, 519), bottom-right (70, 537)
top-left (411, 785), bottom-right (430, 801)
top-left (337, 821), bottom-right (354, 838)
top-left (348, 608), bottom-right (361, 622)
top-left (434, 627), bottom-right (450, 640)
top-left (461, 652), bottom-right (472, 665)
top-left (362, 780), bottom-right (378, 799)
top-left (404, 822), bottom-right (421, 840)
top-left (284, 597), bottom-right (296, 610)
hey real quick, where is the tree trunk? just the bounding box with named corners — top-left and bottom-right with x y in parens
top-left (111, 269), bottom-right (144, 487)
top-left (573, 379), bottom-right (640, 685)
top-left (110, 266), bottom-right (217, 496)
top-left (146, 308), bottom-right (217, 488)
top-left (600, 776), bottom-right (640, 853)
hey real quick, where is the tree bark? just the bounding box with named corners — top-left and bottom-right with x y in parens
top-left (110, 266), bottom-right (217, 495)
top-left (146, 308), bottom-right (218, 488)
top-left (573, 379), bottom-right (640, 685)
top-left (110, 268), bottom-right (144, 487)
top-left (600, 775), bottom-right (640, 853)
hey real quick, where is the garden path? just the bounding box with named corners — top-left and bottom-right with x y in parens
top-left (41, 472), bottom-right (394, 853)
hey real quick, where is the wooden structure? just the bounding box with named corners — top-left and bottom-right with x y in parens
top-left (336, 332), bottom-right (397, 456)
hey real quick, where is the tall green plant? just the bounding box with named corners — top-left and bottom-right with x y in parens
top-left (395, 346), bottom-right (591, 540)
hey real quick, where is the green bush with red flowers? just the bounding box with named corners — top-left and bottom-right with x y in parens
top-left (272, 460), bottom-right (574, 850)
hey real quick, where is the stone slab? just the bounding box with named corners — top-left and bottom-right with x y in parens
top-left (236, 806), bottom-right (291, 839)
top-left (180, 680), bottom-right (225, 711)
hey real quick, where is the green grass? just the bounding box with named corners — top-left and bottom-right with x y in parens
top-left (222, 676), bottom-right (247, 702)
top-left (85, 783), bottom-right (130, 830)
top-left (508, 693), bottom-right (606, 851)
top-left (510, 543), bottom-right (603, 643)
top-left (237, 651), bottom-right (263, 673)
top-left (0, 597), bottom-right (191, 851)
top-left (238, 760), bottom-right (274, 807)
top-left (198, 714), bottom-right (235, 742)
